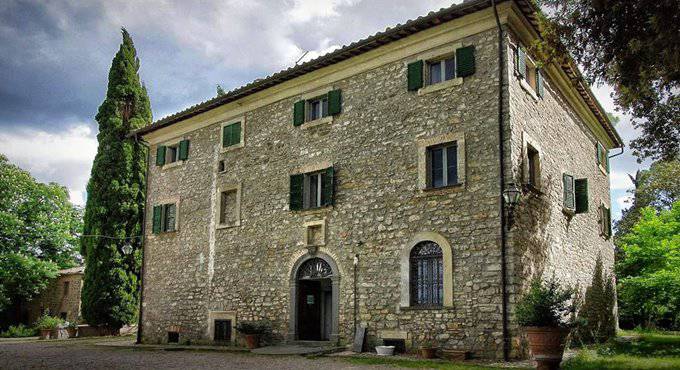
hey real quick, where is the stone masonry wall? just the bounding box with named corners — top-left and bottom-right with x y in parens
top-left (141, 27), bottom-right (508, 357)
top-left (26, 273), bottom-right (83, 324)
top-left (505, 31), bottom-right (616, 351)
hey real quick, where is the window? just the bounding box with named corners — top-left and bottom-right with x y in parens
top-left (152, 203), bottom-right (177, 234)
top-left (563, 174), bottom-right (588, 214)
top-left (290, 167), bottom-right (335, 211)
top-left (599, 205), bottom-right (612, 239)
top-left (168, 331), bottom-right (179, 343)
top-left (428, 56), bottom-right (455, 85)
top-left (293, 89), bottom-right (342, 126)
top-left (596, 142), bottom-right (609, 173)
top-left (427, 142), bottom-right (458, 189)
top-left (63, 281), bottom-right (70, 296)
top-left (516, 46), bottom-right (544, 97)
top-left (222, 121), bottom-right (242, 148)
top-left (527, 145), bottom-right (540, 187)
top-left (214, 320), bottom-right (232, 342)
top-left (307, 96), bottom-right (329, 121)
top-left (155, 140), bottom-right (189, 166)
top-left (218, 160), bottom-right (226, 173)
top-left (219, 189), bottom-right (238, 227)
top-left (409, 241), bottom-right (443, 307)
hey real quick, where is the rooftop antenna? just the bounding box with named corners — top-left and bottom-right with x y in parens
top-left (295, 50), bottom-right (309, 65)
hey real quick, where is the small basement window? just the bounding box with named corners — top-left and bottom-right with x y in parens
top-left (214, 320), bottom-right (232, 342)
top-left (168, 331), bottom-right (179, 343)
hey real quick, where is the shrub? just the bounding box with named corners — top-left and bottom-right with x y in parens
top-left (34, 314), bottom-right (64, 330)
top-left (516, 277), bottom-right (574, 327)
top-left (0, 324), bottom-right (38, 338)
top-left (235, 320), bottom-right (271, 335)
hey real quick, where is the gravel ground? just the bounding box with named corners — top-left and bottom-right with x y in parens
top-left (0, 339), bottom-right (408, 370)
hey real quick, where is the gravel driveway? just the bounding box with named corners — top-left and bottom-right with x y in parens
top-left (0, 338), bottom-right (407, 370)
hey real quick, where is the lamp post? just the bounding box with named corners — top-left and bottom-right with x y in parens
top-left (502, 182), bottom-right (522, 228)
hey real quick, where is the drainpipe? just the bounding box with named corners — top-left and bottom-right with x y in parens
top-left (491, 0), bottom-right (510, 362)
top-left (135, 134), bottom-right (150, 345)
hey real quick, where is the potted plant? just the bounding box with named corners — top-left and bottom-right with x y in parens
top-left (34, 314), bottom-right (63, 340)
top-left (66, 320), bottom-right (79, 338)
top-left (419, 340), bottom-right (438, 359)
top-left (235, 320), bottom-right (270, 349)
top-left (515, 277), bottom-right (574, 370)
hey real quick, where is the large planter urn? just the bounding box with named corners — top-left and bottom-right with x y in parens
top-left (419, 346), bottom-right (437, 359)
top-left (524, 326), bottom-right (570, 370)
top-left (244, 334), bottom-right (260, 349)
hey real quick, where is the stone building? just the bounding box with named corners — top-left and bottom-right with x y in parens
top-left (25, 266), bottom-right (84, 324)
top-left (133, 0), bottom-right (622, 358)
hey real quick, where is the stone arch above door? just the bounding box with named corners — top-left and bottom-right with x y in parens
top-left (400, 232), bottom-right (454, 307)
top-left (288, 251), bottom-right (340, 343)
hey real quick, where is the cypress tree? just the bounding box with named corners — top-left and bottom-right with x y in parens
top-left (81, 28), bottom-right (151, 329)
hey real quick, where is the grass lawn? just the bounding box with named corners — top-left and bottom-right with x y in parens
top-left (562, 331), bottom-right (680, 370)
top-left (339, 331), bottom-right (680, 370)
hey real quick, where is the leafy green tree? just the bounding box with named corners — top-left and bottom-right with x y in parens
top-left (0, 253), bottom-right (58, 312)
top-left (216, 84), bottom-right (227, 97)
top-left (616, 160), bottom-right (680, 236)
top-left (81, 28), bottom-right (151, 329)
top-left (616, 202), bottom-right (680, 330)
top-left (535, 0), bottom-right (679, 162)
top-left (0, 154), bottom-right (80, 312)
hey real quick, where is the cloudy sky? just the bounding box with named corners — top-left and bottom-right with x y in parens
top-left (0, 0), bottom-right (648, 219)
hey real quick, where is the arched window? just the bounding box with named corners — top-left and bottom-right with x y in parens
top-left (409, 241), bottom-right (443, 307)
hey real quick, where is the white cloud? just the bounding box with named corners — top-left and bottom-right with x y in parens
top-left (0, 124), bottom-right (98, 206)
top-left (610, 171), bottom-right (633, 190)
top-left (288, 0), bottom-right (363, 23)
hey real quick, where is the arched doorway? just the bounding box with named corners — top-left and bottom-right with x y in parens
top-left (289, 253), bottom-right (340, 342)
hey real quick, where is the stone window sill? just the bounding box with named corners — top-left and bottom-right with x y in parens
top-left (417, 77), bottom-right (463, 96)
top-left (523, 183), bottom-right (543, 196)
top-left (419, 182), bottom-right (465, 196)
top-left (221, 142), bottom-right (244, 153)
top-left (598, 164), bottom-right (609, 176)
top-left (161, 160), bottom-right (185, 171)
top-left (216, 222), bottom-right (240, 230)
top-left (292, 205), bottom-right (333, 214)
top-left (562, 207), bottom-right (576, 217)
top-left (519, 79), bottom-right (539, 102)
top-left (301, 116), bottom-right (333, 129)
top-left (400, 306), bottom-right (454, 312)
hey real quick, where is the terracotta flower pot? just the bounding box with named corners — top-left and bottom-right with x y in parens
top-left (67, 327), bottom-right (78, 338)
top-left (441, 349), bottom-right (471, 361)
top-left (39, 329), bottom-right (51, 340)
top-left (245, 334), bottom-right (260, 349)
top-left (419, 347), bottom-right (437, 359)
top-left (524, 326), bottom-right (570, 370)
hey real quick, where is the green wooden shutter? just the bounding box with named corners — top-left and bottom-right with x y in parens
top-left (178, 140), bottom-right (190, 160)
top-left (563, 174), bottom-right (575, 210)
top-left (575, 178), bottom-right (589, 214)
top-left (596, 143), bottom-right (603, 166)
top-left (606, 154), bottom-right (610, 173)
top-left (606, 207), bottom-right (612, 237)
top-left (289, 174), bottom-right (304, 211)
top-left (456, 45), bottom-right (475, 77)
top-left (152, 205), bottom-right (162, 234)
top-left (231, 122), bottom-right (241, 145)
top-left (222, 125), bottom-right (231, 148)
top-left (293, 101), bottom-right (305, 126)
top-left (517, 47), bottom-right (526, 79)
top-left (536, 69), bottom-right (545, 97)
top-left (156, 146), bottom-right (166, 166)
top-left (322, 167), bottom-right (335, 206)
top-left (407, 60), bottom-right (423, 91)
top-left (327, 89), bottom-right (342, 116)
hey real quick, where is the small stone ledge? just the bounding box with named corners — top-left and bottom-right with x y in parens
top-left (301, 116), bottom-right (333, 130)
top-left (417, 77), bottom-right (463, 96)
